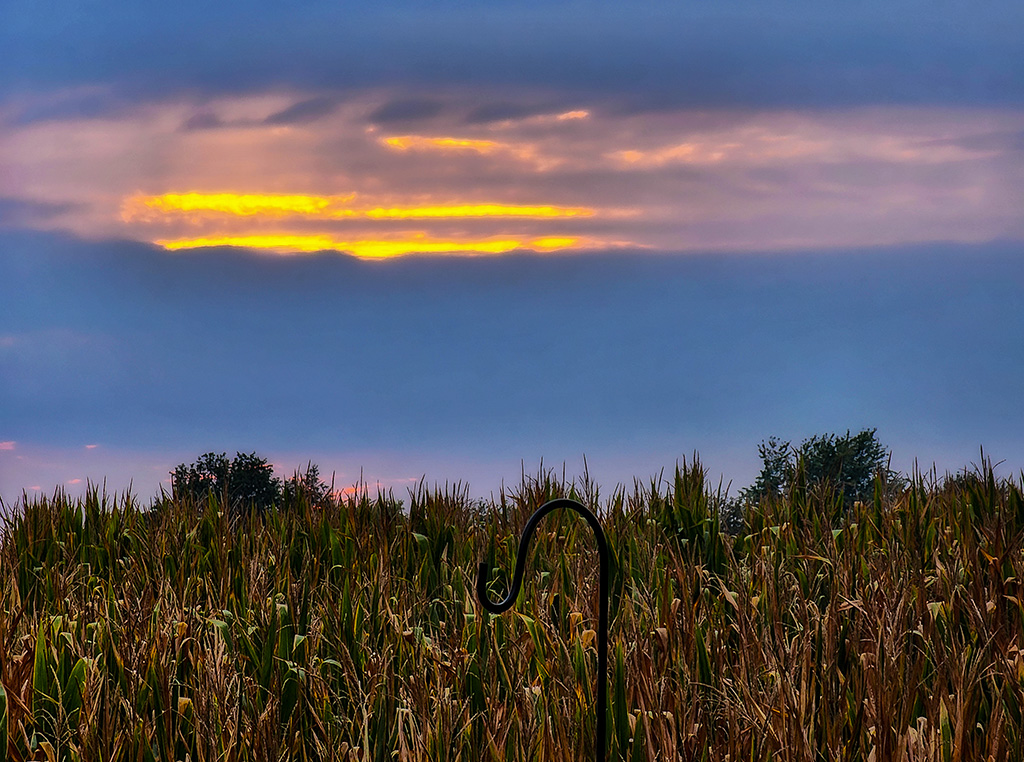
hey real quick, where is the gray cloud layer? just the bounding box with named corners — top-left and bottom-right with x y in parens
top-left (3, 1), bottom-right (1023, 108)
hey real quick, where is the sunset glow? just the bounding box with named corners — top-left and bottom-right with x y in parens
top-left (377, 134), bottom-right (555, 167)
top-left (123, 194), bottom-right (593, 221)
top-left (361, 204), bottom-right (593, 219)
top-left (122, 192), bottom-right (354, 219)
top-left (381, 136), bottom-right (500, 153)
top-left (154, 234), bottom-right (582, 258)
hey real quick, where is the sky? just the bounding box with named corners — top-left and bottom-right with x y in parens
top-left (2, 1), bottom-right (1023, 503)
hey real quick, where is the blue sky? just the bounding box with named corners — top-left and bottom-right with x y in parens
top-left (2, 1), bottom-right (1023, 500)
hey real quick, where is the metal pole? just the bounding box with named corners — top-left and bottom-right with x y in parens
top-left (476, 498), bottom-right (609, 762)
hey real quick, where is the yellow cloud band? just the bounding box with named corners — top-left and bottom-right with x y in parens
top-left (124, 192), bottom-right (355, 218)
top-left (363, 204), bottom-right (592, 219)
top-left (154, 234), bottom-right (581, 259)
top-left (381, 136), bottom-right (499, 152)
top-left (124, 193), bottom-right (592, 220)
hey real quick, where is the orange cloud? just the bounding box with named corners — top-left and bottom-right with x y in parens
top-left (608, 142), bottom-right (722, 167)
top-left (378, 134), bottom-right (557, 168)
top-left (155, 234), bottom-right (583, 259)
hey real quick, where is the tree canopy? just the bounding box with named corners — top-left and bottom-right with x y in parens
top-left (172, 451), bottom-right (281, 513)
top-left (742, 428), bottom-right (899, 506)
top-left (171, 452), bottom-right (333, 514)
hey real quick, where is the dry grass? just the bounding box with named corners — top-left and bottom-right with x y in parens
top-left (2, 458), bottom-right (1023, 761)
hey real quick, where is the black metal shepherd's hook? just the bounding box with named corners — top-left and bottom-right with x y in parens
top-left (476, 498), bottom-right (608, 762)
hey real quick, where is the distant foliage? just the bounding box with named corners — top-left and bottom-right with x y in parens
top-left (282, 462), bottom-right (332, 507)
top-left (172, 451), bottom-right (282, 513)
top-left (741, 428), bottom-right (902, 507)
top-left (745, 436), bottom-right (794, 501)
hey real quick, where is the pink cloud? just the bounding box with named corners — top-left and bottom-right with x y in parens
top-left (0, 441), bottom-right (15, 451)
top-left (85, 444), bottom-right (99, 449)
top-left (68, 478), bottom-right (82, 484)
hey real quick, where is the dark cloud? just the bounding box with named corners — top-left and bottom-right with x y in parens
top-left (367, 98), bottom-right (445, 124)
top-left (264, 96), bottom-right (339, 125)
top-left (7, 90), bottom-right (127, 125)
top-left (462, 102), bottom-right (554, 124)
top-left (923, 130), bottom-right (1024, 153)
top-left (3, 2), bottom-right (1022, 108)
top-left (0, 198), bottom-right (77, 227)
top-left (179, 111), bottom-right (222, 131)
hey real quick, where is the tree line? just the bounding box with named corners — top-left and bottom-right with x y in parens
top-left (173, 428), bottom-right (900, 525)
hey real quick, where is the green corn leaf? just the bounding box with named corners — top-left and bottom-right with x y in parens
top-left (209, 618), bottom-right (232, 650)
top-left (517, 613), bottom-right (546, 655)
top-left (261, 608), bottom-right (278, 692)
top-left (276, 603), bottom-right (292, 663)
top-left (630, 711), bottom-right (646, 762)
top-left (280, 663), bottom-right (300, 725)
top-left (940, 701), bottom-right (952, 762)
top-left (291, 634), bottom-right (308, 662)
top-left (32, 624), bottom-right (54, 712)
top-left (62, 657), bottom-right (89, 727)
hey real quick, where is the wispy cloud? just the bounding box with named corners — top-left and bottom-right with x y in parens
top-left (461, 103), bottom-right (589, 125)
top-left (606, 122), bottom-right (1004, 168)
top-left (264, 97), bottom-right (339, 125)
top-left (0, 441), bottom-right (15, 451)
top-left (368, 99), bottom-right (445, 124)
top-left (378, 134), bottom-right (558, 169)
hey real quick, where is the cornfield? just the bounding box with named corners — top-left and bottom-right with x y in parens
top-left (2, 457), bottom-right (1023, 761)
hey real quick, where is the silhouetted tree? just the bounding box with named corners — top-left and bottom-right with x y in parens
top-left (742, 428), bottom-right (900, 506)
top-left (282, 462), bottom-right (332, 507)
top-left (172, 451), bottom-right (281, 514)
top-left (744, 436), bottom-right (794, 502)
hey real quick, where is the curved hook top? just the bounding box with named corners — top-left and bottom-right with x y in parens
top-left (476, 497), bottom-right (608, 614)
